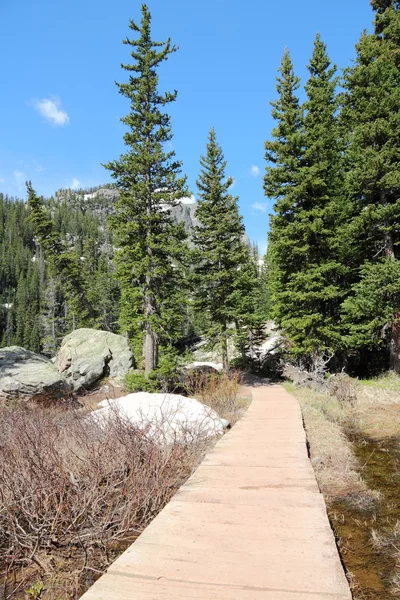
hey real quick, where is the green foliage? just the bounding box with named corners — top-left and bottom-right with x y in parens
top-left (0, 186), bottom-right (119, 354)
top-left (124, 370), bottom-right (160, 393)
top-left (192, 128), bottom-right (258, 369)
top-left (25, 582), bottom-right (44, 599)
top-left (27, 182), bottom-right (95, 326)
top-left (342, 259), bottom-right (400, 349)
top-left (125, 347), bottom-right (182, 392)
top-left (266, 40), bottom-right (346, 357)
top-left (104, 4), bottom-right (189, 374)
top-left (157, 346), bottom-right (180, 380)
top-left (340, 1), bottom-right (400, 362)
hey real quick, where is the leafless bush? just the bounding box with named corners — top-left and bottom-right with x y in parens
top-left (329, 373), bottom-right (358, 404)
top-left (0, 404), bottom-right (206, 598)
top-left (184, 370), bottom-right (246, 424)
top-left (282, 353), bottom-right (333, 391)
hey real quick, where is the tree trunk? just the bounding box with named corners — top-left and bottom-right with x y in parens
top-left (390, 315), bottom-right (400, 373)
top-left (234, 319), bottom-right (247, 367)
top-left (144, 327), bottom-right (158, 375)
top-left (144, 291), bottom-right (158, 375)
top-left (384, 230), bottom-right (395, 259)
top-left (221, 324), bottom-right (229, 372)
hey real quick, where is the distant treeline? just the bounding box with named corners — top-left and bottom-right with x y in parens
top-left (0, 192), bottom-right (119, 355)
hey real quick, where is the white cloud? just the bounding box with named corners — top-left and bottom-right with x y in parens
top-left (70, 178), bottom-right (81, 190)
top-left (250, 165), bottom-right (260, 177)
top-left (0, 177), bottom-right (4, 183)
top-left (13, 170), bottom-right (25, 190)
top-left (34, 97), bottom-right (69, 126)
top-left (251, 202), bottom-right (268, 213)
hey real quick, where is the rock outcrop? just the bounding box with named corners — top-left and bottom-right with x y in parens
top-left (55, 329), bottom-right (134, 391)
top-left (0, 346), bottom-right (70, 402)
top-left (92, 392), bottom-right (229, 443)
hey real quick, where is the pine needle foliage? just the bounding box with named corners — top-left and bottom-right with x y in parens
top-left (104, 4), bottom-right (188, 373)
top-left (341, 1), bottom-right (400, 367)
top-left (26, 182), bottom-right (94, 326)
top-left (192, 128), bottom-right (255, 369)
top-left (264, 50), bottom-right (303, 350)
top-left (265, 39), bottom-right (346, 357)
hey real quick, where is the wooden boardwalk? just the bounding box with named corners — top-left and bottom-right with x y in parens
top-left (81, 384), bottom-right (351, 600)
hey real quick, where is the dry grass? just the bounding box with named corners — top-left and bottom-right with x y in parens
top-left (286, 372), bottom-right (400, 599)
top-left (285, 374), bottom-right (400, 495)
top-left (0, 403), bottom-right (208, 599)
top-left (284, 382), bottom-right (364, 497)
top-left (371, 520), bottom-right (400, 550)
top-left (184, 370), bottom-right (251, 425)
top-left (371, 520), bottom-right (400, 595)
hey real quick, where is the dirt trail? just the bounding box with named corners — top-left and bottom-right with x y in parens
top-left (80, 383), bottom-right (351, 600)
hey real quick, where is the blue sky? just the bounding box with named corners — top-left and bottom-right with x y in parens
top-left (0, 0), bottom-right (373, 252)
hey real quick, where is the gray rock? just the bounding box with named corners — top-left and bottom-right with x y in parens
top-left (54, 186), bottom-right (250, 249)
top-left (0, 346), bottom-right (70, 402)
top-left (56, 328), bottom-right (134, 391)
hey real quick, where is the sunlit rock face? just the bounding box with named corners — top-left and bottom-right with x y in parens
top-left (0, 346), bottom-right (70, 402)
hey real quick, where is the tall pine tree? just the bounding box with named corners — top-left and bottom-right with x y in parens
top-left (264, 50), bottom-right (304, 351)
top-left (341, 1), bottom-right (400, 370)
top-left (266, 39), bottom-right (345, 358)
top-left (104, 4), bottom-right (188, 374)
top-left (27, 182), bottom-right (94, 329)
top-left (192, 128), bottom-right (254, 370)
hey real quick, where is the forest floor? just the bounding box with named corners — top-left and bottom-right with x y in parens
top-left (287, 373), bottom-right (400, 599)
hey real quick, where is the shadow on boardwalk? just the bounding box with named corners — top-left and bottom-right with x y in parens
top-left (240, 372), bottom-right (274, 387)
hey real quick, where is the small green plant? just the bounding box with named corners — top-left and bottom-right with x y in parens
top-left (26, 582), bottom-right (44, 599)
top-left (125, 370), bottom-right (160, 393)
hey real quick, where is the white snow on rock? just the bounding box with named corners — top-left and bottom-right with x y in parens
top-left (83, 192), bottom-right (98, 201)
top-left (185, 361), bottom-right (224, 372)
top-left (259, 336), bottom-right (283, 355)
top-left (180, 194), bottom-right (196, 205)
top-left (92, 392), bottom-right (228, 444)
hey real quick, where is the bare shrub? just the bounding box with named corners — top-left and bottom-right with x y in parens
top-left (0, 404), bottom-right (206, 598)
top-left (184, 370), bottom-right (246, 424)
top-left (282, 353), bottom-right (333, 391)
top-left (329, 373), bottom-right (358, 404)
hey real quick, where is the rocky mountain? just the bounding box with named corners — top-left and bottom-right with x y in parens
top-left (54, 185), bottom-right (200, 240)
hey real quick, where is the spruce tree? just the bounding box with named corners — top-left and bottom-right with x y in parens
top-left (27, 182), bottom-right (94, 327)
top-left (192, 128), bottom-right (253, 370)
top-left (266, 39), bottom-right (345, 358)
top-left (104, 4), bottom-right (188, 374)
top-left (264, 50), bottom-right (304, 350)
top-left (341, 1), bottom-right (400, 369)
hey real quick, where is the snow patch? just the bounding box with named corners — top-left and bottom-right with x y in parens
top-left (83, 192), bottom-right (98, 201)
top-left (91, 392), bottom-right (228, 444)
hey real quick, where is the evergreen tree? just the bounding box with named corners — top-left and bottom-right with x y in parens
top-left (104, 4), bottom-right (188, 374)
top-left (342, 1), bottom-right (400, 369)
top-left (264, 50), bottom-right (304, 350)
top-left (27, 182), bottom-right (95, 328)
top-left (266, 39), bottom-right (345, 357)
top-left (192, 128), bottom-right (254, 370)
